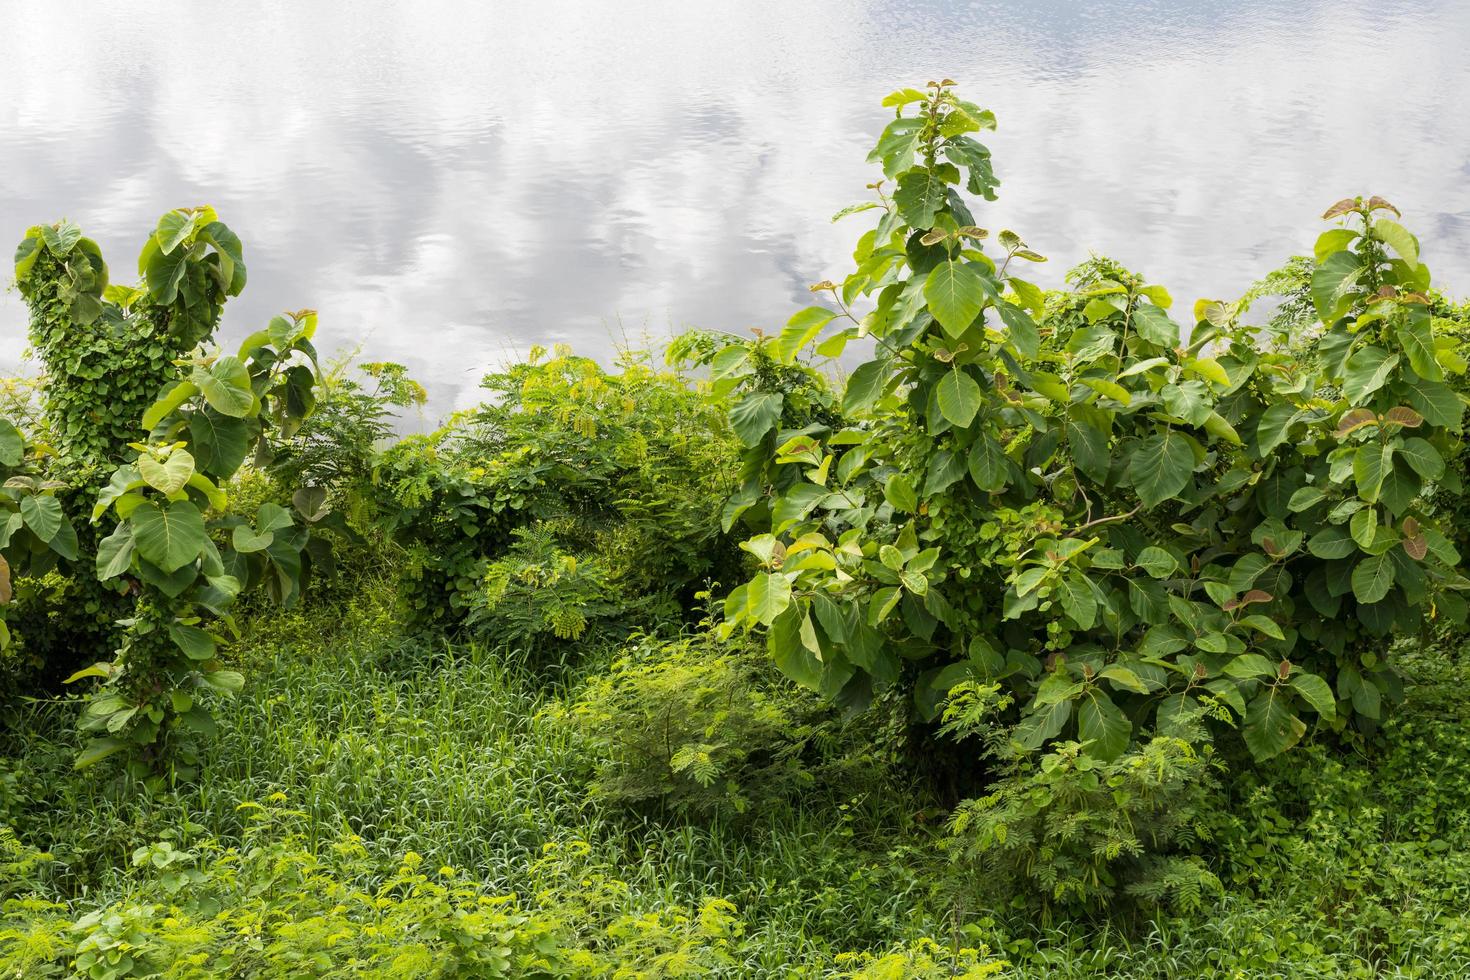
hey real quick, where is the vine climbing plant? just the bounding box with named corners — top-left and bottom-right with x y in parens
top-left (701, 81), bottom-right (1469, 762)
top-left (10, 211), bottom-right (326, 779)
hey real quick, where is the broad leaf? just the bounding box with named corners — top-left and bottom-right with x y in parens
top-left (129, 500), bottom-right (207, 574)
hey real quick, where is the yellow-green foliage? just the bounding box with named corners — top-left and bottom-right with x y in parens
top-left (557, 630), bottom-right (824, 814)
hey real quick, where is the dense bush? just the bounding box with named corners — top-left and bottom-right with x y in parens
top-left (557, 628), bottom-right (828, 815)
top-left (371, 346), bottom-right (740, 649)
top-left (714, 82), bottom-right (1467, 774)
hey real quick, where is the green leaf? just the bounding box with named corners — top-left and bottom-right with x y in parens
top-left (144, 240), bottom-right (190, 304)
top-left (1289, 672), bottom-right (1337, 721)
top-left (40, 220), bottom-right (82, 257)
top-left (1396, 311), bottom-right (1442, 381)
top-left (1057, 575), bottom-right (1098, 629)
top-left (75, 737), bottom-right (129, 769)
top-left (1342, 346), bottom-right (1400, 403)
top-left (867, 117), bottom-right (923, 178)
top-left (19, 494), bottom-right (63, 542)
top-left (142, 381), bottom-right (199, 430)
top-left (996, 303), bottom-right (1040, 358)
top-left (884, 474), bottom-right (918, 514)
top-left (1128, 429), bottom-right (1195, 508)
top-left (777, 306), bottom-right (837, 362)
top-left (747, 572), bottom-right (792, 626)
top-left (894, 169), bottom-right (947, 229)
top-left (1255, 403), bottom-right (1301, 456)
top-left (0, 419), bottom-right (23, 467)
top-left (1077, 690), bottom-right (1131, 761)
top-left (1099, 665), bottom-right (1149, 694)
top-left (1398, 437), bottom-right (1444, 480)
top-left (1314, 228), bottom-right (1358, 261)
top-left (1224, 654), bottom-right (1276, 679)
top-left (924, 261), bottom-right (987, 338)
top-left (1352, 444), bottom-right (1393, 502)
top-left (843, 360), bottom-right (889, 416)
top-left (1132, 305), bottom-right (1180, 347)
top-left (129, 500), bottom-right (207, 574)
top-left (154, 210), bottom-right (197, 254)
top-left (1161, 382), bottom-right (1210, 426)
top-left (967, 435), bottom-right (1009, 492)
top-left (1351, 553), bottom-right (1395, 604)
top-left (201, 670), bottom-right (245, 694)
top-left (168, 624), bottom-right (217, 661)
top-left (770, 606), bottom-right (825, 692)
top-left (190, 409), bottom-right (252, 478)
top-left (1373, 218), bottom-right (1418, 268)
top-left (1244, 687), bottom-right (1307, 761)
top-left (935, 369), bottom-right (983, 428)
top-left (190, 356), bottom-right (255, 418)
top-left (139, 450), bottom-right (196, 496)
top-left (1135, 547), bottom-right (1178, 578)
top-left (1311, 249), bottom-right (1362, 321)
top-left (729, 392), bottom-right (783, 447)
top-left (96, 523), bottom-right (136, 580)
top-left (232, 524), bottom-right (275, 553)
top-left (1400, 376), bottom-right (1463, 427)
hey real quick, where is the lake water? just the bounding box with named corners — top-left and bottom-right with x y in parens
top-left (4, 1), bottom-right (1469, 421)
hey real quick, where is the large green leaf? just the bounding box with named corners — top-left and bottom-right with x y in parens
top-left (129, 500), bottom-right (208, 573)
top-left (1351, 552), bottom-right (1395, 604)
top-left (1398, 437), bottom-right (1444, 480)
top-left (190, 409), bottom-right (252, 478)
top-left (139, 450), bottom-right (196, 496)
top-left (95, 523), bottom-right (136, 580)
top-left (1132, 304), bottom-right (1180, 347)
top-left (935, 369), bottom-right (983, 428)
top-left (924, 261), bottom-right (986, 338)
top-left (1077, 690), bottom-right (1130, 760)
top-left (1352, 443), bottom-right (1392, 501)
top-left (190, 356), bottom-right (255, 418)
top-left (894, 169), bottom-right (947, 229)
top-left (0, 419), bottom-right (23, 467)
top-left (40, 220), bottom-right (82, 257)
top-left (1289, 672), bottom-right (1337, 721)
top-left (1400, 375), bottom-right (1463, 427)
top-left (1396, 310), bottom-right (1441, 381)
top-left (1128, 429), bottom-right (1195, 508)
top-left (144, 240), bottom-right (190, 304)
top-left (996, 302), bottom-right (1040, 358)
top-left (19, 494), bottom-right (63, 542)
top-left (1243, 687), bottom-right (1307, 761)
top-left (1373, 218), bottom-right (1419, 268)
top-left (746, 571), bottom-right (792, 626)
top-left (843, 360), bottom-right (889, 416)
top-left (777, 306), bottom-right (837, 362)
top-left (729, 392), bottom-right (783, 447)
top-left (1342, 346), bottom-right (1399, 403)
top-left (1311, 249), bottom-right (1362, 321)
top-left (142, 381), bottom-right (199, 430)
top-left (770, 606), bottom-right (825, 692)
top-left (154, 210), bottom-right (198, 254)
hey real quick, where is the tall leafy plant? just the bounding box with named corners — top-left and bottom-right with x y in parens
top-left (10, 213), bottom-right (325, 777)
top-left (712, 81), bottom-right (1468, 762)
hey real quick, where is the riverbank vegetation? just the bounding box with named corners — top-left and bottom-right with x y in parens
top-left (4, 82), bottom-right (1470, 977)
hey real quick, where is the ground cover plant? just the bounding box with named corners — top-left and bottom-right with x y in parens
top-left (3, 80), bottom-right (1470, 977)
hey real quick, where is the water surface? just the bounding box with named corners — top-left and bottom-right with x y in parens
top-left (3, 1), bottom-right (1468, 419)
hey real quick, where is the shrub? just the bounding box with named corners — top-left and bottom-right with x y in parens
top-left (714, 81), bottom-right (1469, 777)
top-left (558, 628), bottom-right (827, 815)
top-left (371, 346), bottom-right (740, 649)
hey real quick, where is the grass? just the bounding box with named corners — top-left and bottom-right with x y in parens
top-left (5, 574), bottom-right (1470, 976)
